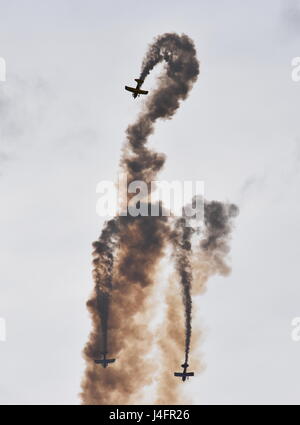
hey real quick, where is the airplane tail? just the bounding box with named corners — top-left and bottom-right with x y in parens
top-left (135, 78), bottom-right (144, 84)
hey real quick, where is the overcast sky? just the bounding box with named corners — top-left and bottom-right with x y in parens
top-left (0, 0), bottom-right (300, 404)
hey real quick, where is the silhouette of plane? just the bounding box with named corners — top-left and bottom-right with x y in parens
top-left (174, 362), bottom-right (194, 382)
top-left (125, 79), bottom-right (148, 98)
top-left (94, 352), bottom-right (116, 368)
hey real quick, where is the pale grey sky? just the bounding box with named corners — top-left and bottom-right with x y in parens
top-left (0, 0), bottom-right (300, 404)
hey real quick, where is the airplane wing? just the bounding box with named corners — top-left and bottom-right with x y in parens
top-left (95, 358), bottom-right (116, 364)
top-left (186, 372), bottom-right (194, 376)
top-left (125, 86), bottom-right (137, 93)
top-left (174, 372), bottom-right (184, 377)
top-left (137, 90), bottom-right (148, 95)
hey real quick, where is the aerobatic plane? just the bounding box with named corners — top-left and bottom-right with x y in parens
top-left (94, 352), bottom-right (116, 368)
top-left (125, 78), bottom-right (148, 99)
top-left (174, 362), bottom-right (194, 382)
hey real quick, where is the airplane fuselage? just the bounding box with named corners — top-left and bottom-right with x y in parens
top-left (125, 79), bottom-right (148, 99)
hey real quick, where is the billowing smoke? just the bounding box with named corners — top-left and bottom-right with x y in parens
top-left (155, 201), bottom-right (238, 404)
top-left (81, 33), bottom-right (238, 405)
top-left (193, 201), bottom-right (239, 293)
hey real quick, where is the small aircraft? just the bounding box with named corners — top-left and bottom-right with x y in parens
top-left (94, 352), bottom-right (116, 368)
top-left (174, 362), bottom-right (194, 382)
top-left (125, 79), bottom-right (148, 99)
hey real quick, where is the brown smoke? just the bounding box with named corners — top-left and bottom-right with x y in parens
top-left (155, 288), bottom-right (186, 404)
top-left (81, 33), bottom-right (238, 405)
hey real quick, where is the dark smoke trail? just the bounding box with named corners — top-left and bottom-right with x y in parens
top-left (83, 218), bottom-right (119, 365)
top-left (172, 218), bottom-right (194, 365)
top-left (81, 33), bottom-right (200, 404)
top-left (124, 33), bottom-right (199, 185)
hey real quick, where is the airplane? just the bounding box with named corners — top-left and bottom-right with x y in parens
top-left (174, 362), bottom-right (194, 382)
top-left (94, 352), bottom-right (116, 368)
top-left (125, 78), bottom-right (148, 99)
